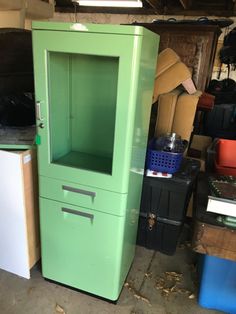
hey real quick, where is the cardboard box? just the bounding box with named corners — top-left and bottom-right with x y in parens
top-left (154, 89), bottom-right (182, 137)
top-left (190, 135), bottom-right (212, 157)
top-left (186, 193), bottom-right (193, 217)
top-left (0, 149), bottom-right (40, 278)
top-left (154, 90), bottom-right (201, 144)
top-left (187, 135), bottom-right (212, 172)
top-left (171, 91), bottom-right (202, 142)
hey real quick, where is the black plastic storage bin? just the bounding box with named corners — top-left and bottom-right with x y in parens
top-left (137, 158), bottom-right (200, 255)
top-left (137, 215), bottom-right (182, 255)
top-left (203, 103), bottom-right (236, 139)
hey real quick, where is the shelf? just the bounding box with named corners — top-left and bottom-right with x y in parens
top-left (53, 151), bottom-right (113, 175)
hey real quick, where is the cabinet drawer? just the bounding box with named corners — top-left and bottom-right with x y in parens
top-left (40, 197), bottom-right (126, 300)
top-left (39, 176), bottom-right (127, 216)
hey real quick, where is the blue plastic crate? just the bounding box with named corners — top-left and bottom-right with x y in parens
top-left (146, 148), bottom-right (183, 174)
top-left (198, 254), bottom-right (236, 314)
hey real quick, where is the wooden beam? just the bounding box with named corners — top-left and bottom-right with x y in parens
top-left (55, 0), bottom-right (236, 16)
top-left (56, 4), bottom-right (155, 14)
top-left (190, 0), bottom-right (232, 11)
top-left (0, 0), bottom-right (23, 10)
top-left (145, 0), bottom-right (164, 13)
top-left (0, 10), bottom-right (25, 27)
top-left (0, 0), bottom-right (54, 18)
top-left (226, 0), bottom-right (234, 10)
top-left (161, 7), bottom-right (236, 16)
top-left (26, 0), bottom-right (54, 18)
top-left (179, 0), bottom-right (191, 9)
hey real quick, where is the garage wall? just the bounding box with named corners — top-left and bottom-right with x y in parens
top-left (51, 11), bottom-right (236, 27)
top-left (51, 11), bottom-right (158, 24)
top-left (50, 12), bottom-right (236, 81)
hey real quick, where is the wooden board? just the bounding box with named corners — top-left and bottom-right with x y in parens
top-left (21, 149), bottom-right (40, 269)
top-left (192, 219), bottom-right (236, 262)
top-left (0, 0), bottom-right (54, 18)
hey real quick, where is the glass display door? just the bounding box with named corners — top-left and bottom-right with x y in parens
top-left (49, 52), bottom-right (118, 176)
top-left (33, 29), bottom-right (142, 193)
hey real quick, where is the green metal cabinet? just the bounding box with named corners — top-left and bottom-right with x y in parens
top-left (32, 21), bottom-right (159, 300)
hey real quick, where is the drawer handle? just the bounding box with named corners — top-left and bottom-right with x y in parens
top-left (61, 207), bottom-right (94, 221)
top-left (62, 185), bottom-right (96, 199)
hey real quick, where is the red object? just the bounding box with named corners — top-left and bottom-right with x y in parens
top-left (215, 160), bottom-right (236, 176)
top-left (197, 92), bottom-right (215, 111)
top-left (216, 139), bottom-right (236, 168)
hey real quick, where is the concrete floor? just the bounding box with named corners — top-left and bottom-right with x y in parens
top-left (0, 245), bottom-right (223, 314)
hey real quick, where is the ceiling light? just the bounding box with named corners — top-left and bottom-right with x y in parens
top-left (73, 0), bottom-right (143, 8)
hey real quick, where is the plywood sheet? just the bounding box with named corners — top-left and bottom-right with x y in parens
top-left (21, 149), bottom-right (40, 269)
top-left (192, 219), bottom-right (236, 262)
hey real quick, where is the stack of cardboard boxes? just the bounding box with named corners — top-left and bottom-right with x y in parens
top-left (152, 48), bottom-right (212, 172)
top-left (151, 48), bottom-right (212, 218)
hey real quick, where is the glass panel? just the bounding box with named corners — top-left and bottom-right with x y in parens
top-left (47, 52), bottom-right (118, 175)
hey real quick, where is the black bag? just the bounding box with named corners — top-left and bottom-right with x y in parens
top-left (223, 27), bottom-right (236, 47)
top-left (0, 93), bottom-right (35, 127)
top-left (207, 79), bottom-right (236, 104)
top-left (220, 46), bottom-right (236, 65)
top-left (219, 27), bottom-right (236, 66)
top-left (204, 103), bottom-right (236, 139)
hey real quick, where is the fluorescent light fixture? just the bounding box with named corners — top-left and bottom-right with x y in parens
top-left (73, 0), bottom-right (143, 7)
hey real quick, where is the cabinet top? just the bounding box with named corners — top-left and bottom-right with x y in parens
top-left (32, 21), bottom-right (155, 37)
